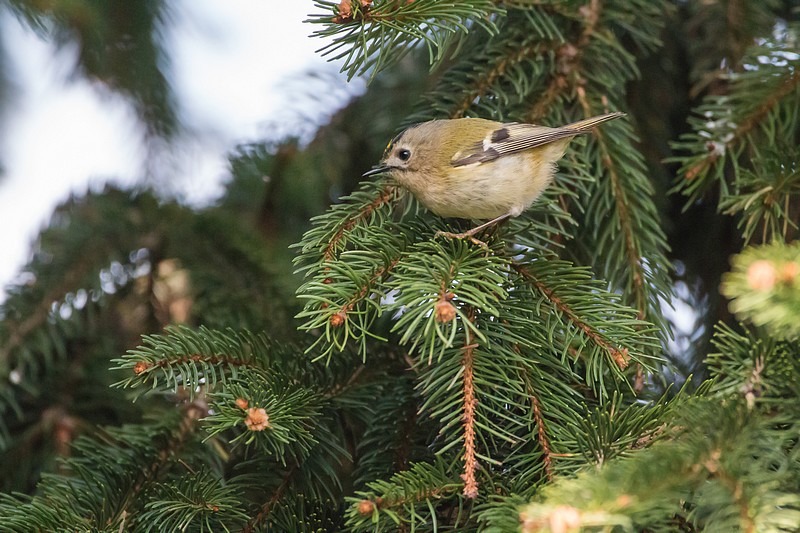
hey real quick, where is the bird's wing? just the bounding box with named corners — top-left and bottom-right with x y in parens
top-left (450, 123), bottom-right (584, 167)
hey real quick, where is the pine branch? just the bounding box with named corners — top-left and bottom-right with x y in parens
top-left (685, 0), bottom-right (784, 93)
top-left (674, 30), bottom-right (800, 203)
top-left (308, 0), bottom-right (500, 81)
top-left (448, 40), bottom-right (554, 119)
top-left (718, 143), bottom-right (800, 244)
top-left (242, 465), bottom-right (297, 533)
top-left (527, 381), bottom-right (553, 482)
top-left (683, 69), bottom-right (800, 187)
top-left (120, 401), bottom-right (208, 529)
top-left (0, 258), bottom-right (94, 364)
top-left (461, 307), bottom-right (479, 499)
top-left (511, 260), bottom-right (659, 380)
top-left (113, 326), bottom-right (293, 396)
top-left (720, 242), bottom-right (800, 338)
top-left (345, 459), bottom-right (463, 530)
top-left (387, 239), bottom-right (509, 362)
top-left (708, 322), bottom-right (800, 401)
top-left (0, 405), bottom-right (207, 531)
top-left (297, 243), bottom-right (407, 361)
top-left (352, 377), bottom-right (428, 489)
top-left (294, 179), bottom-right (405, 268)
top-left (472, 0), bottom-right (672, 331)
top-left (205, 376), bottom-right (322, 465)
top-left (323, 184), bottom-right (398, 263)
top-left (257, 495), bottom-right (344, 532)
top-left (519, 399), bottom-right (800, 532)
top-left (518, 262), bottom-right (629, 368)
top-left (137, 468), bottom-right (250, 532)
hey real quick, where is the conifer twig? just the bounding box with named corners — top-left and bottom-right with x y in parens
top-left (242, 465), bottom-right (298, 533)
top-left (530, 387), bottom-right (554, 481)
top-left (461, 307), bottom-right (479, 499)
top-left (331, 256), bottom-right (401, 325)
top-left (131, 352), bottom-right (259, 375)
top-left (120, 399), bottom-right (206, 527)
top-left (0, 256), bottom-right (97, 362)
top-left (524, 0), bottom-right (600, 122)
top-left (357, 484), bottom-right (458, 515)
top-left (322, 184), bottom-right (397, 262)
top-left (451, 42), bottom-right (554, 119)
top-left (684, 69), bottom-right (800, 181)
top-left (513, 264), bottom-right (630, 369)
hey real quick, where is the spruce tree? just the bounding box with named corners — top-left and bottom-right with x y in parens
top-left (0, 1), bottom-right (799, 531)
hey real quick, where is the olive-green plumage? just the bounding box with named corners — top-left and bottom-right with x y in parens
top-left (364, 112), bottom-right (624, 224)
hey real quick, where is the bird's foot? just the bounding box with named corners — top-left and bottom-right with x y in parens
top-left (434, 229), bottom-right (490, 250)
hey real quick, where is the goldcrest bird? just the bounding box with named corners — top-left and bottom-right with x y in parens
top-left (363, 112), bottom-right (624, 243)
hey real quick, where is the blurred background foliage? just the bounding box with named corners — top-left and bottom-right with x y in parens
top-left (0, 0), bottom-right (798, 530)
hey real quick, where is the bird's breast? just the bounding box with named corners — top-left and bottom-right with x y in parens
top-left (415, 152), bottom-right (556, 220)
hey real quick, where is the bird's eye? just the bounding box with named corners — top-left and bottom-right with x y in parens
top-left (397, 148), bottom-right (411, 161)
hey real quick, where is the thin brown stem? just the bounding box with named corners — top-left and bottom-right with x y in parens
top-left (461, 307), bottom-right (479, 498)
top-left (242, 465), bottom-right (298, 533)
top-left (132, 352), bottom-right (260, 376)
top-left (531, 390), bottom-right (554, 481)
top-left (450, 42), bottom-right (554, 119)
top-left (331, 256), bottom-right (401, 324)
top-left (513, 263), bottom-right (630, 369)
top-left (685, 68), bottom-right (800, 181)
top-left (322, 185), bottom-right (397, 263)
top-left (117, 399), bottom-right (207, 528)
top-left (358, 484), bottom-right (459, 515)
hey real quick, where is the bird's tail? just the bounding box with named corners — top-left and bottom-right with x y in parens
top-left (564, 112), bottom-right (626, 132)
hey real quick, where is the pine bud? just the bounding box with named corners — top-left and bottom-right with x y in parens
top-left (235, 398), bottom-right (249, 410)
top-left (548, 505), bottom-right (581, 533)
top-left (435, 300), bottom-right (456, 323)
top-left (747, 260), bottom-right (777, 291)
top-left (244, 407), bottom-right (270, 431)
top-left (133, 361), bottom-right (151, 374)
top-left (780, 261), bottom-right (799, 284)
top-left (357, 499), bottom-right (375, 515)
top-left (330, 311), bottom-right (347, 327)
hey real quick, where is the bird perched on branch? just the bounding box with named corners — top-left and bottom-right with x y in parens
top-left (363, 112), bottom-right (624, 245)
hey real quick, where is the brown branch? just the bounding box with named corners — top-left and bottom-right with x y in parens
top-left (525, 69), bottom-right (570, 123)
top-left (518, 349), bottom-right (555, 480)
top-left (357, 484), bottom-right (460, 517)
top-left (526, 0), bottom-right (601, 120)
top-left (461, 307), bottom-right (479, 499)
top-left (531, 392), bottom-right (554, 481)
top-left (116, 399), bottom-right (207, 528)
top-left (242, 465), bottom-right (298, 533)
top-left (330, 256), bottom-right (401, 326)
top-left (684, 68), bottom-right (800, 181)
top-left (520, 0), bottom-right (605, 248)
top-left (450, 42), bottom-right (553, 119)
top-left (132, 352), bottom-right (259, 375)
top-left (513, 263), bottom-right (630, 369)
top-left (322, 185), bottom-right (397, 263)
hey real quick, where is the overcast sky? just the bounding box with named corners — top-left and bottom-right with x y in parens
top-left (0, 0), bottom-right (356, 300)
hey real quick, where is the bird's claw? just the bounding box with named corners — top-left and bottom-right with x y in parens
top-left (434, 230), bottom-right (490, 250)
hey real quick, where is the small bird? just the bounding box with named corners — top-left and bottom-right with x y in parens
top-left (363, 112), bottom-right (624, 244)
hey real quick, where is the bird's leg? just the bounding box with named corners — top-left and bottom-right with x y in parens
top-left (435, 213), bottom-right (511, 248)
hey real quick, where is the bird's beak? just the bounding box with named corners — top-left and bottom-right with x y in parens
top-left (362, 165), bottom-right (390, 177)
